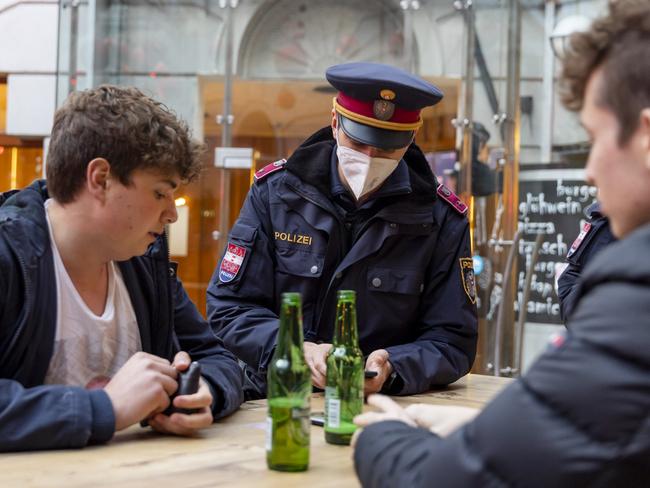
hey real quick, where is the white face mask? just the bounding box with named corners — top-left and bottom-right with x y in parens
top-left (335, 131), bottom-right (400, 200)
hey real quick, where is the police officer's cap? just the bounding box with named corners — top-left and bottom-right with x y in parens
top-left (326, 62), bottom-right (443, 150)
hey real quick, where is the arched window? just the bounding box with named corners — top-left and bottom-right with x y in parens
top-left (238, 0), bottom-right (418, 79)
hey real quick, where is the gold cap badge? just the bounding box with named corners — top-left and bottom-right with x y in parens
top-left (380, 89), bottom-right (396, 100)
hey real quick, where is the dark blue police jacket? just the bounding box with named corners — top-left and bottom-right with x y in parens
top-left (207, 127), bottom-right (478, 396)
top-left (558, 202), bottom-right (616, 322)
top-left (0, 181), bottom-right (244, 452)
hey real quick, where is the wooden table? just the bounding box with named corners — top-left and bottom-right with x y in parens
top-left (0, 374), bottom-right (512, 488)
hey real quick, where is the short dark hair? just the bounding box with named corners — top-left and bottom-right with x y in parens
top-left (47, 85), bottom-right (204, 203)
top-left (559, 0), bottom-right (650, 145)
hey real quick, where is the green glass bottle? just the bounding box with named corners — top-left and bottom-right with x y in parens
top-left (324, 290), bottom-right (364, 445)
top-left (266, 292), bottom-right (311, 472)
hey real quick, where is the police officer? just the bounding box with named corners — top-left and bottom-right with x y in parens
top-left (454, 122), bottom-right (501, 196)
top-left (207, 62), bottom-right (478, 400)
top-left (557, 201), bottom-right (616, 322)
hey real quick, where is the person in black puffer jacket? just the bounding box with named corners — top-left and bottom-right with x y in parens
top-left (353, 1), bottom-right (650, 486)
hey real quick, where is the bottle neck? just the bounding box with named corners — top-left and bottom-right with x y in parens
top-left (333, 300), bottom-right (359, 347)
top-left (277, 300), bottom-right (304, 355)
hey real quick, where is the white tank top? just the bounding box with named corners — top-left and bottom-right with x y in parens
top-left (43, 199), bottom-right (142, 387)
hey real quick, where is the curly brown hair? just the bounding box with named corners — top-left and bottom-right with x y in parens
top-left (47, 85), bottom-right (204, 203)
top-left (560, 0), bottom-right (650, 145)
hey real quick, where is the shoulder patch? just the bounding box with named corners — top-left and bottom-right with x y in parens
top-left (437, 184), bottom-right (468, 215)
top-left (566, 222), bottom-right (592, 258)
top-left (219, 242), bottom-right (247, 283)
top-left (459, 257), bottom-right (476, 304)
top-left (254, 159), bottom-right (287, 183)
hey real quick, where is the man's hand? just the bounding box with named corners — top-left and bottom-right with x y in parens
top-left (351, 394), bottom-right (416, 447)
top-left (405, 404), bottom-right (479, 437)
top-left (303, 341), bottom-right (332, 389)
top-left (147, 351), bottom-right (214, 436)
top-left (351, 396), bottom-right (480, 448)
top-left (364, 349), bottom-right (393, 395)
top-left (354, 394), bottom-right (416, 429)
top-left (104, 352), bottom-right (178, 431)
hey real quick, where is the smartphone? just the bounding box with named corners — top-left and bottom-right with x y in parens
top-left (364, 370), bottom-right (378, 378)
top-left (310, 411), bottom-right (324, 427)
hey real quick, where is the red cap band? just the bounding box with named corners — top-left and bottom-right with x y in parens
top-left (337, 92), bottom-right (420, 124)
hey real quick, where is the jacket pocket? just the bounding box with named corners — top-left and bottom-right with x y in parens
top-left (230, 221), bottom-right (257, 243)
top-left (363, 267), bottom-right (424, 344)
top-left (366, 267), bottom-right (424, 295)
top-left (276, 246), bottom-right (324, 278)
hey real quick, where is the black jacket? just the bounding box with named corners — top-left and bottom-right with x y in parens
top-left (0, 181), bottom-right (244, 452)
top-left (207, 127), bottom-right (477, 397)
top-left (355, 222), bottom-right (650, 487)
top-left (558, 202), bottom-right (616, 322)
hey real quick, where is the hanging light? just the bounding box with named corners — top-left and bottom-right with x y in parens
top-left (550, 15), bottom-right (592, 59)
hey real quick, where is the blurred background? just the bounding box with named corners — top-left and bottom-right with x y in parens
top-left (0, 0), bottom-right (607, 377)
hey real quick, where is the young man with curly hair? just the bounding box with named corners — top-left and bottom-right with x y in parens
top-left (0, 86), bottom-right (243, 452)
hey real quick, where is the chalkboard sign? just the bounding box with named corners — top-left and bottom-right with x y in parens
top-left (516, 170), bottom-right (597, 324)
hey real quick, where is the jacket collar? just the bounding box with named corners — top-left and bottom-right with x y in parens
top-left (582, 222), bottom-right (650, 287)
top-left (0, 180), bottom-right (51, 261)
top-left (586, 201), bottom-right (603, 219)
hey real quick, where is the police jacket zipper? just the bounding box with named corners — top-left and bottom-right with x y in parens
top-left (283, 181), bottom-right (348, 341)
